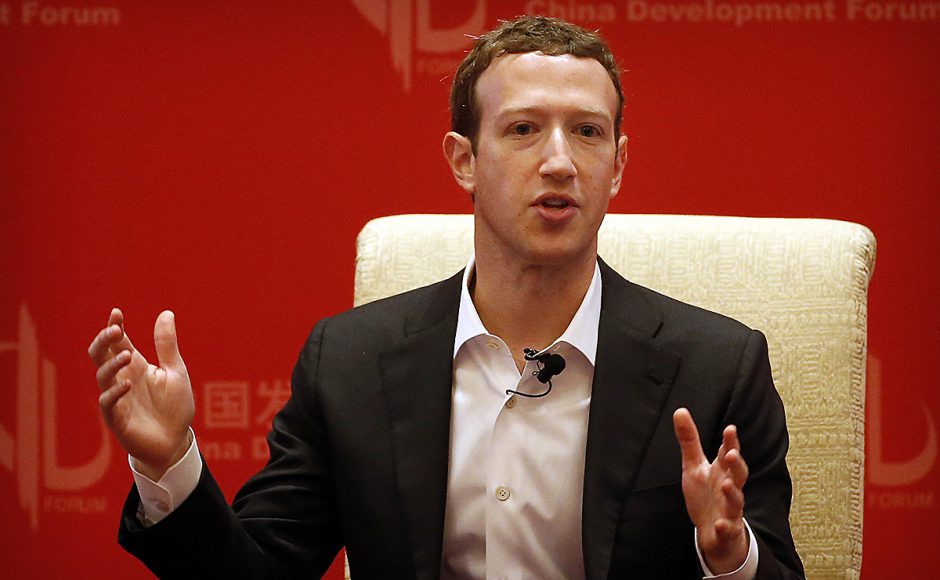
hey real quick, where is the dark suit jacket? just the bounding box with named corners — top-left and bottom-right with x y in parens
top-left (119, 260), bottom-right (805, 579)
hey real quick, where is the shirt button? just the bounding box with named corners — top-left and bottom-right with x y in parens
top-left (495, 486), bottom-right (511, 501)
top-left (505, 395), bottom-right (517, 409)
top-left (154, 501), bottom-right (170, 513)
top-left (487, 341), bottom-right (499, 350)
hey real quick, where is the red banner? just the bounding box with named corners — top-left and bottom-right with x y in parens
top-left (2, 1), bottom-right (937, 577)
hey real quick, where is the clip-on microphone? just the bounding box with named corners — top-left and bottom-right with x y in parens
top-left (506, 348), bottom-right (567, 399)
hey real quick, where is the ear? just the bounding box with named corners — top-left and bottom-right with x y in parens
top-left (609, 134), bottom-right (628, 199)
top-left (443, 131), bottom-right (476, 196)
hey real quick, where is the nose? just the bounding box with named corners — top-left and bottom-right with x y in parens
top-left (539, 128), bottom-right (577, 180)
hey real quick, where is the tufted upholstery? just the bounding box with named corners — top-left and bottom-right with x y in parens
top-left (351, 214), bottom-right (876, 580)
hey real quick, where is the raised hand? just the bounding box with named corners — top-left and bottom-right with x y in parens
top-left (673, 407), bottom-right (750, 574)
top-left (89, 308), bottom-right (195, 481)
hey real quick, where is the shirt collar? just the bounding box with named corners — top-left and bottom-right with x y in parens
top-left (453, 255), bottom-right (602, 365)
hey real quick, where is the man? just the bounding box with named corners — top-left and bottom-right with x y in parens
top-left (89, 16), bottom-right (803, 579)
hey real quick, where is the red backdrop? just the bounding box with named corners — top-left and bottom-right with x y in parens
top-left (2, 1), bottom-right (938, 577)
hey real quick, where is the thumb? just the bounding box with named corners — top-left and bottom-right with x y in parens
top-left (154, 310), bottom-right (186, 372)
top-left (673, 407), bottom-right (706, 470)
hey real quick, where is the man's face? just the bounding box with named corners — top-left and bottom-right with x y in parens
top-left (446, 52), bottom-right (627, 269)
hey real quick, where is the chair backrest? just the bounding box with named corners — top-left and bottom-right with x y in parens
top-left (354, 213), bottom-right (876, 580)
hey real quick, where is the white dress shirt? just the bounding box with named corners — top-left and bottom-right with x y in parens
top-left (131, 257), bottom-right (757, 579)
top-left (440, 258), bottom-right (601, 579)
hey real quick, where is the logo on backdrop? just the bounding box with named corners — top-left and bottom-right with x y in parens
top-left (0, 2), bottom-right (121, 26)
top-left (196, 378), bottom-right (292, 463)
top-left (867, 353), bottom-right (937, 510)
top-left (0, 305), bottom-right (112, 530)
top-left (347, 0), bottom-right (938, 91)
top-left (348, 0), bottom-right (485, 91)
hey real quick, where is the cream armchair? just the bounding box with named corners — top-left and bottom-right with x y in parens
top-left (352, 214), bottom-right (876, 580)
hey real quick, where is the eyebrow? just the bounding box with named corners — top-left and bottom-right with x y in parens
top-left (495, 106), bottom-right (613, 122)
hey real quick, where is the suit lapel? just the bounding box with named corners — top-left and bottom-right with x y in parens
top-left (582, 261), bottom-right (681, 580)
top-left (379, 271), bottom-right (462, 579)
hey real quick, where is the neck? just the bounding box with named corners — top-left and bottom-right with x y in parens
top-left (471, 251), bottom-right (596, 370)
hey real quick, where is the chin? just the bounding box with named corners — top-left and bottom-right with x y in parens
top-left (522, 243), bottom-right (596, 268)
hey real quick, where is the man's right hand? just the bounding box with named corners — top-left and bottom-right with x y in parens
top-left (89, 308), bottom-right (195, 482)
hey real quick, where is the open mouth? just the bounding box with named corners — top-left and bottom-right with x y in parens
top-left (541, 199), bottom-right (570, 209)
top-left (534, 195), bottom-right (577, 222)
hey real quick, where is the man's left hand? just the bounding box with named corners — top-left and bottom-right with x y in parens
top-left (673, 407), bottom-right (750, 574)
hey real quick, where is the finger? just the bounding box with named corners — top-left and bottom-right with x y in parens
top-left (154, 310), bottom-right (186, 372)
top-left (723, 425), bottom-right (741, 453)
top-left (109, 313), bottom-right (137, 355)
top-left (99, 379), bottom-right (131, 415)
top-left (108, 307), bottom-right (125, 330)
top-left (721, 478), bottom-right (745, 516)
top-left (715, 440), bottom-right (727, 464)
top-left (89, 309), bottom-right (138, 366)
top-left (673, 407), bottom-right (706, 469)
top-left (714, 425), bottom-right (739, 466)
top-left (722, 448), bottom-right (750, 488)
top-left (88, 324), bottom-right (123, 366)
top-left (95, 350), bottom-right (132, 391)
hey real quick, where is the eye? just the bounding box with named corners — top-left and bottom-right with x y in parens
top-left (576, 125), bottom-right (602, 138)
top-left (510, 123), bottom-right (534, 136)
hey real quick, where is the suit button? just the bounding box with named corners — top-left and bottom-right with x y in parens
top-left (505, 395), bottom-right (517, 409)
top-left (495, 486), bottom-right (511, 501)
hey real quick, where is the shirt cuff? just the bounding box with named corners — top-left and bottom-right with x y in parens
top-left (695, 518), bottom-right (759, 580)
top-left (128, 428), bottom-right (203, 526)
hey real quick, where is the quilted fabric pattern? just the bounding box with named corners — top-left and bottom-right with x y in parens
top-left (353, 214), bottom-right (876, 580)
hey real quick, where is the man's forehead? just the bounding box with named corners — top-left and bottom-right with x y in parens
top-left (481, 52), bottom-right (609, 83)
top-left (475, 52), bottom-right (619, 121)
